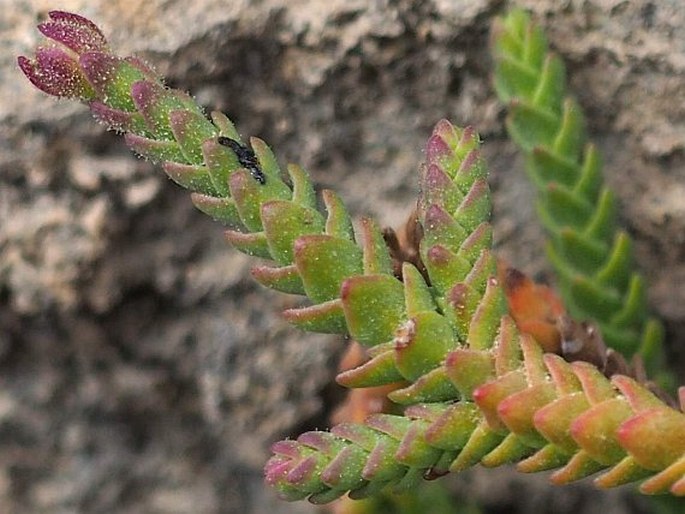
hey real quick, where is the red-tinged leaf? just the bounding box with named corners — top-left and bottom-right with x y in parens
top-left (473, 370), bottom-right (527, 433)
top-left (448, 420), bottom-right (504, 472)
top-left (260, 200), bottom-right (325, 265)
top-left (571, 361), bottom-right (616, 404)
top-left (224, 229), bottom-right (270, 258)
top-left (611, 375), bottom-right (664, 412)
top-left (502, 266), bottom-right (565, 354)
top-left (80, 51), bottom-right (144, 110)
top-left (190, 193), bottom-right (241, 227)
top-left (361, 438), bottom-right (404, 482)
top-left (250, 264), bottom-right (304, 295)
top-left (498, 382), bottom-right (556, 447)
top-left (481, 433), bottom-right (535, 467)
top-left (395, 422), bottom-right (443, 468)
top-left (424, 133), bottom-right (452, 166)
top-left (162, 161), bottom-right (217, 195)
top-left (517, 444), bottom-right (571, 473)
top-left (593, 456), bottom-right (652, 489)
top-left (550, 450), bottom-right (606, 485)
top-left (336, 349), bottom-right (404, 389)
top-left (420, 163), bottom-right (459, 211)
top-left (422, 402), bottom-right (481, 451)
top-left (340, 274), bottom-right (405, 347)
top-left (320, 446), bottom-right (366, 491)
top-left (543, 354), bottom-right (582, 395)
top-left (533, 392), bottom-right (589, 453)
top-left (617, 407), bottom-right (685, 471)
top-left (570, 398), bottom-right (632, 465)
top-left (90, 100), bottom-right (145, 133)
top-left (18, 49), bottom-right (94, 99)
top-left (639, 454), bottom-right (685, 495)
top-left (387, 367), bottom-right (459, 404)
top-left (282, 299), bottom-right (346, 334)
top-left (444, 348), bottom-right (494, 399)
top-left (124, 133), bottom-right (185, 163)
top-left (38, 11), bottom-right (108, 54)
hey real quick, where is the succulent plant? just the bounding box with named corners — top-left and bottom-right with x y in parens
top-left (490, 9), bottom-right (667, 379)
top-left (18, 8), bottom-right (685, 508)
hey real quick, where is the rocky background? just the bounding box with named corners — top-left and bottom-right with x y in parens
top-left (1, 0), bottom-right (683, 513)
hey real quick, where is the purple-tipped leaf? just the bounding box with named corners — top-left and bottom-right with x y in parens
top-left (18, 48), bottom-right (94, 99)
top-left (38, 10), bottom-right (108, 54)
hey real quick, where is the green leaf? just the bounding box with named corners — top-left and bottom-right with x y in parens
top-left (341, 274), bottom-right (406, 347)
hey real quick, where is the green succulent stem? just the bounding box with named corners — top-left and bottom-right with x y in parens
top-left (491, 9), bottom-right (667, 380)
top-left (267, 316), bottom-right (685, 503)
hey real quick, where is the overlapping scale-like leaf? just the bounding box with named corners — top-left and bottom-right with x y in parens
top-left (491, 9), bottom-right (667, 376)
top-left (266, 314), bottom-right (685, 503)
top-left (21, 14), bottom-right (500, 394)
top-left (336, 122), bottom-right (504, 404)
top-left (18, 11), bottom-right (398, 339)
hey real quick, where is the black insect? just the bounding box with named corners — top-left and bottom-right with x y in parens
top-left (217, 136), bottom-right (266, 185)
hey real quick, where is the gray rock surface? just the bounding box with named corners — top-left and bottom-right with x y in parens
top-left (1, 0), bottom-right (683, 513)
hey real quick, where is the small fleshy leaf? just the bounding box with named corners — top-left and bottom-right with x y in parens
top-left (533, 392), bottom-right (589, 453)
top-left (473, 370), bottom-right (527, 433)
top-left (162, 161), bottom-right (217, 195)
top-left (169, 109), bottom-right (217, 165)
top-left (572, 361), bottom-right (616, 405)
top-left (201, 139), bottom-right (239, 197)
top-left (229, 169), bottom-right (291, 232)
top-left (322, 189), bottom-right (355, 241)
top-left (89, 100), bottom-right (146, 133)
top-left (593, 456), bottom-right (652, 489)
top-left (387, 367), bottom-right (459, 404)
top-left (393, 312), bottom-right (456, 381)
top-left (282, 299), bottom-right (346, 334)
top-left (617, 407), bottom-right (685, 471)
top-left (80, 51), bottom-right (145, 110)
top-left (124, 132), bottom-right (185, 163)
top-left (550, 450), bottom-right (606, 485)
top-left (570, 398), bottom-right (632, 465)
top-left (341, 274), bottom-right (405, 347)
top-left (422, 244), bottom-right (471, 294)
top-left (293, 235), bottom-right (363, 304)
top-left (261, 200), bottom-right (326, 265)
top-left (250, 264), bottom-right (304, 295)
top-left (449, 421), bottom-right (504, 472)
top-left (639, 455), bottom-right (685, 495)
top-left (336, 350), bottom-right (404, 388)
top-left (130, 80), bottom-right (199, 140)
top-left (18, 49), bottom-right (95, 99)
top-left (454, 179), bottom-right (491, 233)
top-left (481, 433), bottom-right (535, 467)
top-left (358, 217), bottom-right (394, 276)
top-left (224, 229), bottom-right (271, 258)
top-left (467, 276), bottom-right (508, 351)
top-left (401, 263), bottom-right (436, 316)
top-left (517, 444), bottom-right (571, 473)
top-left (444, 348), bottom-right (495, 399)
top-left (40, 10), bottom-right (108, 53)
top-left (422, 402), bottom-right (481, 451)
top-left (190, 193), bottom-right (241, 227)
